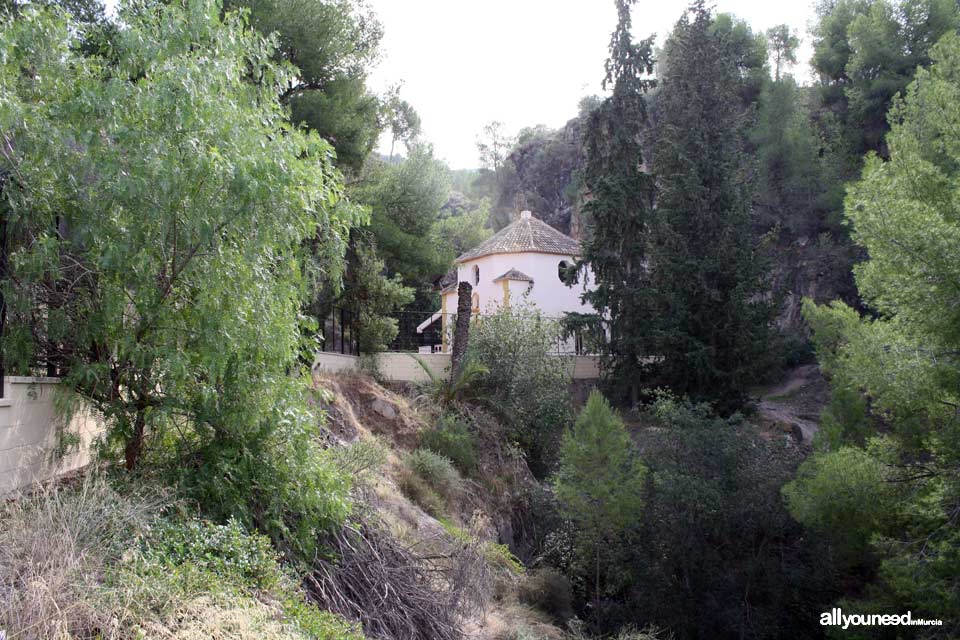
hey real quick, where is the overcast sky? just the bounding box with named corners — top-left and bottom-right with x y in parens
top-left (370, 0), bottom-right (820, 169)
top-left (105, 0), bottom-right (820, 169)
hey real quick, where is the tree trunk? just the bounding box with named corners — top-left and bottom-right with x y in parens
top-left (450, 282), bottom-right (472, 383)
top-left (124, 411), bottom-right (145, 470)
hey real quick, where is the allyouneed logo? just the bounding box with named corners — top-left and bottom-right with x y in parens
top-left (821, 608), bottom-right (943, 629)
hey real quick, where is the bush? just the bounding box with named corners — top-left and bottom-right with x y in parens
top-left (0, 477), bottom-right (361, 639)
top-left (398, 467), bottom-right (446, 517)
top-left (169, 377), bottom-right (353, 561)
top-left (419, 415), bottom-right (478, 475)
top-left (517, 567), bottom-right (574, 623)
top-left (407, 449), bottom-right (462, 499)
top-left (467, 304), bottom-right (574, 475)
top-left (142, 518), bottom-right (280, 589)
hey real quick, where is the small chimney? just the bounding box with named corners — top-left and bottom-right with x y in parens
top-left (520, 210), bottom-right (532, 220)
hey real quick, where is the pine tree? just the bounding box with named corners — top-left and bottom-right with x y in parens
top-left (652, 1), bottom-right (774, 411)
top-left (554, 390), bottom-right (645, 613)
top-left (579, 0), bottom-right (657, 405)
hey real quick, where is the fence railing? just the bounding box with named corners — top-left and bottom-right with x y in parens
top-left (320, 306), bottom-right (361, 356)
top-left (385, 309), bottom-right (598, 355)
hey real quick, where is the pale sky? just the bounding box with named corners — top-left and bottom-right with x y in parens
top-left (368, 0), bottom-right (819, 168)
top-left (105, 0), bottom-right (820, 169)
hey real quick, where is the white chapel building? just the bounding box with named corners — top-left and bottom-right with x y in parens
top-left (419, 210), bottom-right (595, 353)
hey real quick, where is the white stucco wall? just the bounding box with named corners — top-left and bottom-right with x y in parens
top-left (444, 251), bottom-right (595, 319)
top-left (0, 377), bottom-right (106, 494)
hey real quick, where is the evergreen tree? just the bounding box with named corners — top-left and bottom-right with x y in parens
top-left (579, 0), bottom-right (657, 405)
top-left (652, 1), bottom-right (773, 411)
top-left (791, 32), bottom-right (960, 628)
top-left (554, 390), bottom-right (645, 614)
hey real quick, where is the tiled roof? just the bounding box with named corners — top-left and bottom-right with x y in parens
top-left (456, 211), bottom-right (580, 262)
top-left (493, 268), bottom-right (534, 282)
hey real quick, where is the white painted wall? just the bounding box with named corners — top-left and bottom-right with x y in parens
top-left (444, 251), bottom-right (595, 319)
top-left (0, 377), bottom-right (106, 494)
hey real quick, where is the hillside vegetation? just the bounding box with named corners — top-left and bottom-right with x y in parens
top-left (2, 0), bottom-right (959, 637)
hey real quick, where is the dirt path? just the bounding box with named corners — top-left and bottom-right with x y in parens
top-left (752, 364), bottom-right (830, 444)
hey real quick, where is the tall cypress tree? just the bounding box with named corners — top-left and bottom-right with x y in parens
top-left (579, 0), bottom-right (657, 405)
top-left (652, 1), bottom-right (773, 411)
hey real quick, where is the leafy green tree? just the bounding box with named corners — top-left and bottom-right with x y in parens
top-left (226, 0), bottom-right (383, 172)
top-left (794, 31), bottom-right (960, 629)
top-left (652, 1), bottom-right (774, 411)
top-left (350, 145), bottom-right (451, 294)
top-left (466, 304), bottom-right (573, 475)
top-left (579, 0), bottom-right (657, 406)
top-left (553, 390), bottom-right (645, 612)
top-left (0, 1), bottom-right (354, 552)
top-left (432, 198), bottom-right (492, 256)
top-left (765, 24), bottom-right (799, 81)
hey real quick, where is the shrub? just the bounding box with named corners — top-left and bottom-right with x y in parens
top-left (141, 518), bottom-right (280, 589)
top-left (419, 415), bottom-right (478, 475)
top-left (398, 467), bottom-right (446, 517)
top-left (407, 449), bottom-right (462, 499)
top-left (517, 567), bottom-right (574, 623)
top-left (168, 377), bottom-right (353, 561)
top-left (467, 304), bottom-right (574, 475)
top-left (0, 477), bottom-right (362, 640)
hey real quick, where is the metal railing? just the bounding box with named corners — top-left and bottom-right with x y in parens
top-left (384, 309), bottom-right (599, 355)
top-left (320, 306), bottom-right (361, 356)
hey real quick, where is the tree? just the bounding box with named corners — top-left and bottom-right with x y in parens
top-left (651, 1), bottom-right (774, 411)
top-left (226, 0), bottom-right (384, 172)
top-left (792, 32), bottom-right (960, 629)
top-left (350, 145), bottom-right (451, 292)
top-left (553, 390), bottom-right (645, 613)
top-left (765, 24), bottom-right (799, 81)
top-left (475, 120), bottom-right (515, 173)
top-left (623, 394), bottom-right (832, 640)
top-left (579, 0), bottom-right (657, 406)
top-left (0, 0), bottom-right (357, 471)
top-left (466, 304), bottom-right (573, 475)
top-left (811, 0), bottom-right (958, 160)
top-left (383, 83), bottom-right (422, 159)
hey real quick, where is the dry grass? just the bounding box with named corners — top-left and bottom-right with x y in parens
top-left (0, 477), bottom-right (163, 639)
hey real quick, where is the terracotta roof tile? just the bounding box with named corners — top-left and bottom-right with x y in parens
top-left (456, 211), bottom-right (580, 262)
top-left (493, 268), bottom-right (534, 282)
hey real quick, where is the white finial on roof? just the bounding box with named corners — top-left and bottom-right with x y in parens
top-left (520, 210), bottom-right (532, 220)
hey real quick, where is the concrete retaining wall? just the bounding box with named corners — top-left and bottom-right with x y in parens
top-left (0, 377), bottom-right (106, 494)
top-left (313, 352), bottom-right (602, 382)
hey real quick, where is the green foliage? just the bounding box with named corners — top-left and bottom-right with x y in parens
top-left (466, 304), bottom-right (573, 475)
top-left (406, 449), bottom-right (462, 500)
top-left (554, 390), bottom-right (645, 608)
top-left (0, 477), bottom-right (362, 639)
top-left (419, 414), bottom-right (478, 475)
top-left (142, 517), bottom-right (281, 589)
top-left (167, 379), bottom-right (352, 560)
top-left (811, 0), bottom-right (959, 160)
top-left (652, 2), bottom-right (775, 412)
top-left (579, 0), bottom-right (658, 404)
top-left (226, 0), bottom-right (383, 172)
top-left (1, 0), bottom-right (353, 448)
top-left (799, 32), bottom-right (960, 628)
top-left (617, 393), bottom-right (832, 639)
top-left (351, 145), bottom-right (452, 291)
top-left (432, 198), bottom-right (493, 256)
top-left (783, 445), bottom-right (893, 565)
top-left (350, 238), bottom-right (415, 352)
